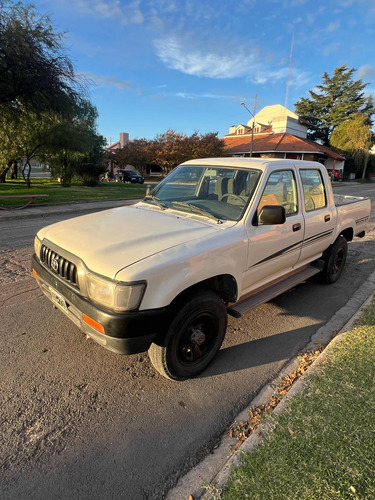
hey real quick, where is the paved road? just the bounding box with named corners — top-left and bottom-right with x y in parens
top-left (1, 183), bottom-right (375, 499)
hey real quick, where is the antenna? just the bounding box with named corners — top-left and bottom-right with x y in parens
top-left (253, 76), bottom-right (259, 120)
top-left (285, 34), bottom-right (294, 109)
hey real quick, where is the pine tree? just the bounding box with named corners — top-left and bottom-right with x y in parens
top-left (294, 65), bottom-right (374, 146)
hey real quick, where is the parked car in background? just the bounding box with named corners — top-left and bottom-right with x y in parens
top-left (331, 169), bottom-right (342, 181)
top-left (120, 170), bottom-right (144, 184)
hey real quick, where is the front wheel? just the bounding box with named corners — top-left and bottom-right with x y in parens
top-left (148, 290), bottom-right (227, 380)
top-left (320, 235), bottom-right (348, 284)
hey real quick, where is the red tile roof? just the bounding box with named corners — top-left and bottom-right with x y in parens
top-left (223, 132), bottom-right (345, 160)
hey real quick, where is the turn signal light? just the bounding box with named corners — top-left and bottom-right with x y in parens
top-left (82, 314), bottom-right (105, 334)
top-left (33, 269), bottom-right (37, 280)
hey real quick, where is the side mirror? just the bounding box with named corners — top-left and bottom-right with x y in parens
top-left (146, 184), bottom-right (152, 196)
top-left (258, 205), bottom-right (286, 225)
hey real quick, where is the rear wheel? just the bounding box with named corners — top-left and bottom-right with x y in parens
top-left (148, 290), bottom-right (227, 380)
top-left (320, 235), bottom-right (348, 284)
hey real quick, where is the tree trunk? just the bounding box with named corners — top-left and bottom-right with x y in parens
top-left (0, 169), bottom-right (8, 183)
top-left (362, 153), bottom-right (369, 179)
top-left (22, 159), bottom-right (32, 188)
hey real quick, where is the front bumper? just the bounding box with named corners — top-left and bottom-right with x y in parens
top-left (32, 255), bottom-right (168, 355)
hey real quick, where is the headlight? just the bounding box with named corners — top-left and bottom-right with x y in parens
top-left (86, 272), bottom-right (146, 312)
top-left (34, 236), bottom-right (42, 260)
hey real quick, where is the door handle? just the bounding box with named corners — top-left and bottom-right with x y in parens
top-left (325, 215), bottom-right (331, 222)
top-left (293, 223), bottom-right (301, 232)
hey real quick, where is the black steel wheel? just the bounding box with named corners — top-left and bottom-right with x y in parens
top-left (148, 290), bottom-right (227, 380)
top-left (320, 235), bottom-right (348, 284)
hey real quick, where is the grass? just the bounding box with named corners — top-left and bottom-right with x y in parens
top-left (0, 179), bottom-right (147, 207)
top-left (220, 297), bottom-right (375, 500)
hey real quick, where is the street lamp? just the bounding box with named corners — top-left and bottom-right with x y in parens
top-left (240, 101), bottom-right (255, 158)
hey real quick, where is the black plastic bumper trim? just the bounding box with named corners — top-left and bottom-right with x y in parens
top-left (32, 255), bottom-right (169, 354)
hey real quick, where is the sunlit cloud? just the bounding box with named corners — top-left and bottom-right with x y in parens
top-left (154, 35), bottom-right (261, 79)
top-left (154, 33), bottom-right (310, 92)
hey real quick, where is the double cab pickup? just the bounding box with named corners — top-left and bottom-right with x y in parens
top-left (32, 158), bottom-right (371, 380)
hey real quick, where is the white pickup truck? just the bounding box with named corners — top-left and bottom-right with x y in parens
top-left (32, 158), bottom-right (371, 380)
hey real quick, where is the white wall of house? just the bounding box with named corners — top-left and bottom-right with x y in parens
top-left (324, 158), bottom-right (345, 172)
top-left (271, 116), bottom-right (308, 138)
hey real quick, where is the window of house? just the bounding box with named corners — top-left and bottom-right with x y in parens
top-left (257, 170), bottom-right (298, 216)
top-left (300, 169), bottom-right (327, 211)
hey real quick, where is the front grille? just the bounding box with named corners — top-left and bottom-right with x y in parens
top-left (41, 245), bottom-right (79, 287)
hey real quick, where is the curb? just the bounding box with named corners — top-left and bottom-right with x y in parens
top-left (166, 270), bottom-right (375, 500)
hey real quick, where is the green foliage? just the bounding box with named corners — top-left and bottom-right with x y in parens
top-left (0, 0), bottom-right (105, 187)
top-left (0, 0), bottom-right (83, 114)
top-left (330, 113), bottom-right (372, 178)
top-left (295, 65), bottom-right (374, 145)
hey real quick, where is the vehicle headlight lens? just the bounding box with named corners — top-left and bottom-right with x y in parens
top-left (86, 273), bottom-right (146, 312)
top-left (34, 236), bottom-right (42, 260)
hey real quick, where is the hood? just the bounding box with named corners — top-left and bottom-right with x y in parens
top-left (37, 204), bottom-right (223, 278)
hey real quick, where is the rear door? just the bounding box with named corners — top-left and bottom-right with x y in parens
top-left (298, 168), bottom-right (335, 265)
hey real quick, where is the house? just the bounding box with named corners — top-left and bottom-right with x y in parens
top-left (106, 132), bottom-right (130, 153)
top-left (223, 104), bottom-right (345, 174)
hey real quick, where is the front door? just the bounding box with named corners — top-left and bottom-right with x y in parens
top-left (243, 168), bottom-right (304, 297)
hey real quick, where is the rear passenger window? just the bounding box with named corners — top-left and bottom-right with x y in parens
top-left (257, 170), bottom-right (298, 216)
top-left (300, 169), bottom-right (326, 211)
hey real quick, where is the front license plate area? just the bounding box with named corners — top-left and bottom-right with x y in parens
top-left (49, 286), bottom-right (68, 312)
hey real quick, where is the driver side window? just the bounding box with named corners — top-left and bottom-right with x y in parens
top-left (257, 170), bottom-right (298, 216)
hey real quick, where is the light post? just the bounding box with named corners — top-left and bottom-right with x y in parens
top-left (240, 101), bottom-right (255, 158)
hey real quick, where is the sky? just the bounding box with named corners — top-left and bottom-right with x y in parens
top-left (31, 0), bottom-right (375, 145)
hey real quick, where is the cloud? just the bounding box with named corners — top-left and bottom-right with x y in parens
top-left (154, 33), bottom-right (310, 92)
top-left (154, 35), bottom-right (261, 79)
top-left (322, 42), bottom-right (341, 56)
top-left (357, 65), bottom-right (374, 79)
top-left (67, 0), bottom-right (144, 24)
top-left (325, 20), bottom-right (340, 32)
top-left (174, 92), bottom-right (239, 100)
top-left (81, 72), bottom-right (140, 92)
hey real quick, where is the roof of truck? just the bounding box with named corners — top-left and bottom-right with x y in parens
top-left (182, 157), bottom-right (323, 170)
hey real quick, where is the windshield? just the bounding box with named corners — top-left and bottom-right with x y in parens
top-left (143, 164), bottom-right (261, 221)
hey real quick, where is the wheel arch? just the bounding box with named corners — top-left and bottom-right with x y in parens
top-left (339, 227), bottom-right (353, 242)
top-left (169, 273), bottom-right (238, 309)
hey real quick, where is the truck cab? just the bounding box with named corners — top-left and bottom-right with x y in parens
top-left (32, 158), bottom-right (370, 380)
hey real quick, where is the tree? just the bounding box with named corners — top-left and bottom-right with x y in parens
top-left (74, 132), bottom-right (107, 186)
top-left (0, 1), bottom-right (83, 113)
top-left (294, 65), bottom-right (374, 146)
top-left (151, 130), bottom-right (225, 173)
top-left (46, 100), bottom-right (102, 186)
top-left (330, 113), bottom-right (372, 178)
top-left (0, 0), bottom-right (86, 183)
top-left (112, 139), bottom-right (152, 175)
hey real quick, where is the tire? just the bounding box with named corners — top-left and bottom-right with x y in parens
top-left (148, 290), bottom-right (227, 381)
top-left (320, 235), bottom-right (348, 284)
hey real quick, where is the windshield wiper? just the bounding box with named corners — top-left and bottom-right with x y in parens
top-left (171, 201), bottom-right (223, 224)
top-left (144, 195), bottom-right (168, 210)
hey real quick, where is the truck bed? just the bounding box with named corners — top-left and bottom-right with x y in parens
top-left (334, 194), bottom-right (369, 207)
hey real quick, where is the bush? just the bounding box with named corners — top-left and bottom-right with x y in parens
top-left (75, 162), bottom-right (106, 187)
